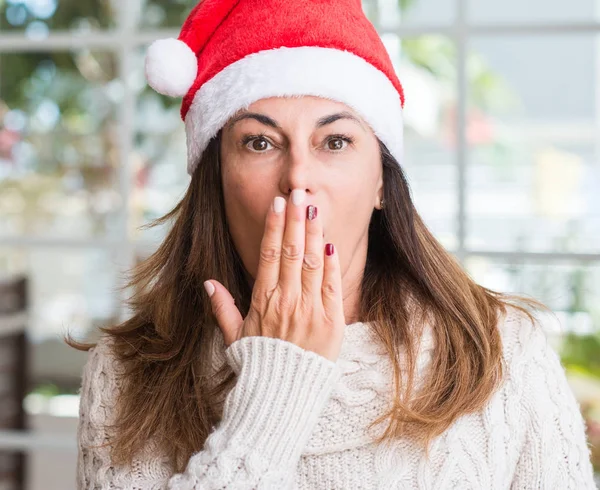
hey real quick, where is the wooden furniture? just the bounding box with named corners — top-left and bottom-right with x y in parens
top-left (0, 275), bottom-right (28, 490)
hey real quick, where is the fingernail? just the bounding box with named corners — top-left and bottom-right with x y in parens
top-left (325, 243), bottom-right (335, 256)
top-left (307, 205), bottom-right (317, 221)
top-left (273, 196), bottom-right (286, 213)
top-left (291, 189), bottom-right (306, 206)
top-left (204, 281), bottom-right (215, 297)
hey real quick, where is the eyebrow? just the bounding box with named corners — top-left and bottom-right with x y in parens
top-left (225, 110), bottom-right (366, 132)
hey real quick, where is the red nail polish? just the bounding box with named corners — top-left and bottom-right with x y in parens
top-left (307, 205), bottom-right (317, 221)
top-left (325, 243), bottom-right (334, 256)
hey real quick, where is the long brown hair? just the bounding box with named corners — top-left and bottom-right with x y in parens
top-left (66, 128), bottom-right (550, 472)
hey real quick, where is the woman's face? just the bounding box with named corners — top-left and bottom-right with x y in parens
top-left (220, 96), bottom-right (383, 296)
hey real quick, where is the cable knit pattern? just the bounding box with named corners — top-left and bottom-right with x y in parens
top-left (77, 306), bottom-right (597, 489)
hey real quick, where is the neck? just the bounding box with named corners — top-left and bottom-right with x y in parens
top-left (340, 243), bottom-right (366, 326)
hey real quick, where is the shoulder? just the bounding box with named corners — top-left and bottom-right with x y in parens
top-left (78, 334), bottom-right (124, 420)
top-left (494, 304), bottom-right (581, 415)
top-left (495, 303), bottom-right (559, 369)
top-left (83, 334), bottom-right (123, 380)
top-left (493, 303), bottom-right (576, 407)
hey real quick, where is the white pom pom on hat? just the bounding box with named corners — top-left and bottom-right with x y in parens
top-left (145, 38), bottom-right (198, 98)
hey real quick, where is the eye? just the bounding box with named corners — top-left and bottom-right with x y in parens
top-left (243, 135), bottom-right (274, 153)
top-left (325, 135), bottom-right (354, 152)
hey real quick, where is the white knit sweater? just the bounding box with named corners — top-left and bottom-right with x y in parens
top-left (76, 306), bottom-right (597, 489)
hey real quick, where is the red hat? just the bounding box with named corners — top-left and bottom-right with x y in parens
top-left (145, 0), bottom-right (405, 176)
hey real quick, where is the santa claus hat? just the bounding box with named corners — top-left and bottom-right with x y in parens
top-left (145, 0), bottom-right (405, 176)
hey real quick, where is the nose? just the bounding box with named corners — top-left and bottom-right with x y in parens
top-left (279, 147), bottom-right (315, 199)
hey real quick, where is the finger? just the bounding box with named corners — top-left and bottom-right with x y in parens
top-left (204, 280), bottom-right (243, 347)
top-left (278, 189), bottom-right (307, 294)
top-left (321, 243), bottom-right (344, 325)
top-left (301, 204), bottom-right (324, 299)
top-left (253, 196), bottom-right (286, 299)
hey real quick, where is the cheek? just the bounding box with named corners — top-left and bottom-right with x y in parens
top-left (222, 169), bottom-right (273, 273)
top-left (331, 167), bottom-right (376, 210)
top-left (326, 171), bottom-right (376, 240)
top-left (222, 165), bottom-right (275, 217)
top-left (223, 175), bottom-right (262, 231)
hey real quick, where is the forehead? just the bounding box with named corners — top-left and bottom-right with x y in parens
top-left (227, 96), bottom-right (368, 130)
top-left (248, 95), bottom-right (354, 113)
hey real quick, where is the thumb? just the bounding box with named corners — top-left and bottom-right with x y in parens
top-left (204, 280), bottom-right (243, 347)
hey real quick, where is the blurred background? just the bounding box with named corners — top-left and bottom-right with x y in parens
top-left (0, 0), bottom-right (599, 488)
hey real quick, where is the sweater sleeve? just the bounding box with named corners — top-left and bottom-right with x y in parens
top-left (77, 335), bottom-right (343, 489)
top-left (508, 316), bottom-right (597, 490)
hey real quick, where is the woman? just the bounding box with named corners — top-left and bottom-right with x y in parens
top-left (71, 0), bottom-right (597, 488)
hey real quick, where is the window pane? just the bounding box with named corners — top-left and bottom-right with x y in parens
top-left (364, 0), bottom-right (455, 28)
top-left (0, 242), bottom-right (121, 473)
top-left (0, 246), bottom-right (115, 476)
top-left (466, 34), bottom-right (600, 254)
top-left (465, 257), bottom-right (600, 334)
top-left (141, 0), bottom-right (455, 29)
top-left (468, 0), bottom-right (597, 24)
top-left (27, 416), bottom-right (78, 490)
top-left (0, 0), bottom-right (115, 32)
top-left (0, 258), bottom-right (82, 488)
top-left (0, 247), bottom-right (120, 343)
top-left (132, 47), bottom-right (189, 244)
top-left (139, 0), bottom-right (195, 28)
top-left (0, 51), bottom-right (122, 239)
top-left (0, 247), bottom-right (120, 487)
top-left (390, 35), bottom-right (458, 250)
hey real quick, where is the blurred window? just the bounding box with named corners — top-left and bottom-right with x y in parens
top-left (0, 0), bottom-right (599, 482)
